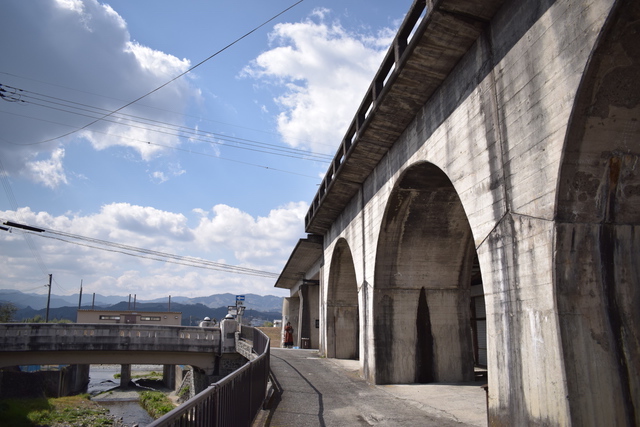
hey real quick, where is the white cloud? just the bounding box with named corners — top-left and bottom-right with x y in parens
top-left (23, 148), bottom-right (68, 188)
top-left (244, 9), bottom-right (395, 154)
top-left (0, 201), bottom-right (305, 298)
top-left (0, 0), bottom-right (200, 187)
top-left (150, 163), bottom-right (186, 183)
top-left (152, 171), bottom-right (169, 183)
top-left (194, 201), bottom-right (307, 263)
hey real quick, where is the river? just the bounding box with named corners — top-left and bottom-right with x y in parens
top-left (88, 364), bottom-right (163, 426)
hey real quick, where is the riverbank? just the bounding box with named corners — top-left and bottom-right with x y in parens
top-left (91, 365), bottom-right (178, 426)
top-left (0, 364), bottom-right (178, 426)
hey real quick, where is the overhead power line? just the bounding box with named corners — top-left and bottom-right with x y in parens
top-left (0, 110), bottom-right (322, 179)
top-left (2, 220), bottom-right (280, 279)
top-left (11, 0), bottom-right (305, 146)
top-left (0, 70), bottom-right (333, 151)
top-left (0, 156), bottom-right (50, 279)
top-left (0, 83), bottom-right (333, 163)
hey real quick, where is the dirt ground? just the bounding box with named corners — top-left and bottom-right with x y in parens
top-left (257, 326), bottom-right (281, 348)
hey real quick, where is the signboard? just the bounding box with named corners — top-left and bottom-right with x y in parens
top-left (236, 295), bottom-right (245, 302)
top-left (227, 306), bottom-right (238, 316)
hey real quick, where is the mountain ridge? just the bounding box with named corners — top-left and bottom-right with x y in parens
top-left (0, 289), bottom-right (283, 313)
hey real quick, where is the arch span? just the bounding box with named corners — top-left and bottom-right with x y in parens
top-left (326, 238), bottom-right (359, 359)
top-left (373, 162), bottom-right (483, 384)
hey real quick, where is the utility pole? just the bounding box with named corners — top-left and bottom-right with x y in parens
top-left (45, 274), bottom-right (52, 323)
top-left (78, 280), bottom-right (83, 309)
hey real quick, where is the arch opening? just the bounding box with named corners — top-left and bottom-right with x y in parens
top-left (326, 239), bottom-right (359, 359)
top-left (373, 162), bottom-right (486, 384)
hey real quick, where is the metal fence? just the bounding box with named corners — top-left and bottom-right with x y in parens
top-left (148, 326), bottom-right (270, 427)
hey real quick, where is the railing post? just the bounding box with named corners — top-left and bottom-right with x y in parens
top-left (145, 326), bottom-right (270, 427)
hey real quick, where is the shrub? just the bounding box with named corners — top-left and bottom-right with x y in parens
top-left (139, 391), bottom-right (175, 418)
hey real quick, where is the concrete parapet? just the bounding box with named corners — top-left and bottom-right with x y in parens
top-left (220, 317), bottom-right (238, 353)
top-left (235, 336), bottom-right (254, 360)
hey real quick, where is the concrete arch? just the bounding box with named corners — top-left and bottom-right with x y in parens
top-left (555, 1), bottom-right (640, 425)
top-left (326, 238), bottom-right (359, 359)
top-left (373, 162), bottom-right (482, 384)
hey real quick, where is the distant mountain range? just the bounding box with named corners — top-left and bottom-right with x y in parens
top-left (0, 289), bottom-right (283, 326)
top-left (0, 289), bottom-right (283, 311)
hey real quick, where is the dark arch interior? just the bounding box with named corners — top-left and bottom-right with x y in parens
top-left (326, 239), bottom-right (359, 359)
top-left (373, 162), bottom-right (484, 384)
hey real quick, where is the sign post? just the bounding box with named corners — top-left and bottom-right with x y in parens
top-left (235, 295), bottom-right (246, 326)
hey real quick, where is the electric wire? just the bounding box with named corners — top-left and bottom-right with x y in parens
top-left (1, 84), bottom-right (332, 162)
top-left (0, 109), bottom-right (322, 179)
top-left (1, 222), bottom-right (280, 279)
top-left (37, 232), bottom-right (279, 278)
top-left (0, 70), bottom-right (333, 152)
top-left (0, 1), bottom-right (310, 285)
top-left (0, 153), bottom-right (51, 280)
top-left (14, 0), bottom-right (305, 146)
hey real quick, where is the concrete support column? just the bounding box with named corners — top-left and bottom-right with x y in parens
top-left (281, 298), bottom-right (290, 348)
top-left (162, 364), bottom-right (175, 390)
top-left (73, 364), bottom-right (90, 395)
top-left (119, 364), bottom-right (131, 388)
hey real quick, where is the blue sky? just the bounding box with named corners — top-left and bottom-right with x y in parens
top-left (0, 0), bottom-right (412, 300)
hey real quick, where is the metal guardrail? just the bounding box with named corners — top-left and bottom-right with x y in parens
top-left (148, 326), bottom-right (270, 427)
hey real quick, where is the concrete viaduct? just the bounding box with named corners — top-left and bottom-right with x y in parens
top-left (275, 0), bottom-right (639, 426)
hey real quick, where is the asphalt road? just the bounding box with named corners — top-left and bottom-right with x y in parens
top-left (261, 348), bottom-right (475, 427)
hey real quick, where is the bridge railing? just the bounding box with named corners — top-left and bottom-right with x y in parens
top-left (148, 326), bottom-right (270, 427)
top-left (0, 323), bottom-right (220, 351)
top-left (304, 0), bottom-right (428, 231)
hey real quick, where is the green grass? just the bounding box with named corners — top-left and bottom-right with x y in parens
top-left (178, 385), bottom-right (190, 398)
top-left (139, 390), bottom-right (175, 419)
top-left (0, 394), bottom-right (114, 426)
top-left (114, 370), bottom-right (162, 380)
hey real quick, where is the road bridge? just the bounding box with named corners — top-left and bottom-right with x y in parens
top-left (276, 0), bottom-right (640, 426)
top-left (0, 323), bottom-right (221, 375)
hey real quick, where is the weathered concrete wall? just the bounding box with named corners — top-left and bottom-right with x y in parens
top-left (316, 0), bottom-right (638, 425)
top-left (299, 283), bottom-right (320, 349)
top-left (0, 364), bottom-right (89, 398)
top-left (554, 1), bottom-right (640, 425)
top-left (218, 354), bottom-right (247, 378)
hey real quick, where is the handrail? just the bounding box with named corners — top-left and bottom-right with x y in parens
top-left (148, 326), bottom-right (270, 427)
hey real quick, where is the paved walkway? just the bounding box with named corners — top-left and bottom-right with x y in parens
top-left (255, 348), bottom-right (488, 427)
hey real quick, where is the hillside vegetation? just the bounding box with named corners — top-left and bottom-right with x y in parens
top-left (257, 326), bottom-right (282, 348)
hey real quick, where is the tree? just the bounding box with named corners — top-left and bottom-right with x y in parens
top-left (0, 302), bottom-right (17, 322)
top-left (22, 315), bottom-right (71, 324)
top-left (22, 314), bottom-right (45, 323)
